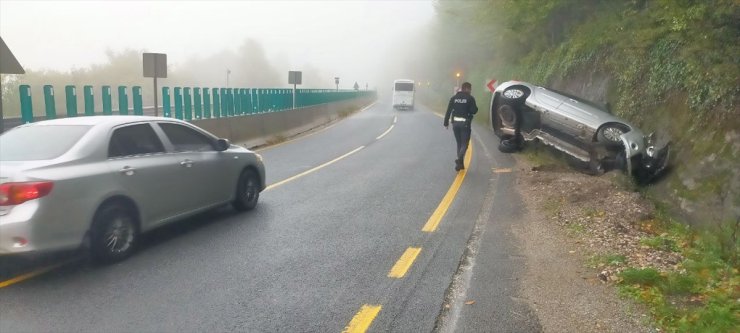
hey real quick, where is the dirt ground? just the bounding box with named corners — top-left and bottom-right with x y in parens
top-left (510, 156), bottom-right (680, 333)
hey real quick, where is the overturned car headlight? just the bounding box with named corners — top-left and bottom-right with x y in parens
top-left (646, 146), bottom-right (655, 157)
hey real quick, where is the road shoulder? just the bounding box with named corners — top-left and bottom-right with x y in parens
top-left (512, 156), bottom-right (656, 333)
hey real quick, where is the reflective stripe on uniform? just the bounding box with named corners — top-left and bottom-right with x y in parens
top-left (453, 116), bottom-right (467, 122)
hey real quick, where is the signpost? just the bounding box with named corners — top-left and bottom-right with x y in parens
top-left (0, 37), bottom-right (26, 133)
top-left (143, 53), bottom-right (167, 116)
top-left (334, 77), bottom-right (340, 91)
top-left (289, 71), bottom-right (302, 109)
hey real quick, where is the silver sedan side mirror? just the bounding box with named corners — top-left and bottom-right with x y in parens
top-left (215, 138), bottom-right (230, 151)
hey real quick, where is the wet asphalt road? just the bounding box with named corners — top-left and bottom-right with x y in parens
top-left (0, 99), bottom-right (540, 332)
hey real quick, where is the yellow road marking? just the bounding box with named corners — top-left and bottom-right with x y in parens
top-left (388, 247), bottom-right (422, 278)
top-left (0, 258), bottom-right (76, 289)
top-left (342, 305), bottom-right (382, 333)
top-left (422, 141), bottom-right (473, 232)
top-left (255, 102), bottom-right (377, 152)
top-left (492, 168), bottom-right (512, 173)
top-left (265, 146), bottom-right (365, 191)
top-left (375, 124), bottom-right (395, 140)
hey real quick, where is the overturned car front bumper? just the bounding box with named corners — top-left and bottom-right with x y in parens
top-left (620, 131), bottom-right (670, 180)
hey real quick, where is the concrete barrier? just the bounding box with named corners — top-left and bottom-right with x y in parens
top-left (192, 97), bottom-right (375, 148)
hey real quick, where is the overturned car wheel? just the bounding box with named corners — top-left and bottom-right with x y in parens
top-left (498, 135), bottom-right (522, 153)
top-left (501, 85), bottom-right (530, 105)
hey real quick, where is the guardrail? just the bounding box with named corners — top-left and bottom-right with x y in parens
top-left (3, 84), bottom-right (376, 131)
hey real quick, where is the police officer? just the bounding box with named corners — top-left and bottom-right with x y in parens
top-left (444, 82), bottom-right (478, 171)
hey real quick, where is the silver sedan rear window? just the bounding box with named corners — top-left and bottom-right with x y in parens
top-left (0, 125), bottom-right (91, 161)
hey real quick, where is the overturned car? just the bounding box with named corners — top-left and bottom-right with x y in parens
top-left (490, 80), bottom-right (670, 181)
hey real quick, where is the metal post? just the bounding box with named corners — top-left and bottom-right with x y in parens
top-left (162, 87), bottom-right (171, 117)
top-left (84, 85), bottom-right (95, 116)
top-left (102, 86), bottom-right (112, 115)
top-left (19, 85), bottom-right (33, 124)
top-left (43, 85), bottom-right (56, 119)
top-left (133, 86), bottom-right (143, 115)
top-left (174, 87), bottom-right (183, 120)
top-left (117, 86), bottom-right (128, 115)
top-left (203, 88), bottom-right (211, 119)
top-left (153, 77), bottom-right (159, 117)
top-left (67, 86), bottom-right (79, 117)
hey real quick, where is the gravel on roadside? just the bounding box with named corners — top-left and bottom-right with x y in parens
top-left (510, 156), bottom-right (671, 333)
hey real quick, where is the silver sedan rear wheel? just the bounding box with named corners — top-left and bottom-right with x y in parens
top-left (90, 203), bottom-right (139, 264)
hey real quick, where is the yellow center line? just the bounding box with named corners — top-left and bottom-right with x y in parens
top-left (0, 258), bottom-right (77, 289)
top-left (342, 305), bottom-right (382, 333)
top-left (375, 124), bottom-right (395, 140)
top-left (422, 141), bottom-right (473, 232)
top-left (265, 146), bottom-right (365, 191)
top-left (387, 247), bottom-right (422, 278)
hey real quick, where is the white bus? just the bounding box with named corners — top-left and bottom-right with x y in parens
top-left (392, 79), bottom-right (415, 110)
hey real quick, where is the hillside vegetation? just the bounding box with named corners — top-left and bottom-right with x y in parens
top-left (420, 0), bottom-right (738, 226)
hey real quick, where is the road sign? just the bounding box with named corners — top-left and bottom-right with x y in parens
top-left (143, 53), bottom-right (167, 116)
top-left (289, 71), bottom-right (302, 85)
top-left (289, 71), bottom-right (302, 109)
top-left (486, 79), bottom-right (497, 92)
top-left (0, 37), bottom-right (25, 133)
top-left (143, 53), bottom-right (167, 78)
top-left (0, 37), bottom-right (24, 74)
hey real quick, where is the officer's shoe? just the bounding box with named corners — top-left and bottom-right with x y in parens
top-left (455, 160), bottom-right (464, 171)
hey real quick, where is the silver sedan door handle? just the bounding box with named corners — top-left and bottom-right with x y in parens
top-left (119, 166), bottom-right (136, 176)
top-left (180, 159), bottom-right (194, 168)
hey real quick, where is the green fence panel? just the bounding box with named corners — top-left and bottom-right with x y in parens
top-left (132, 86), bottom-right (143, 115)
top-left (174, 87), bottom-right (183, 120)
top-left (229, 88), bottom-right (236, 116)
top-left (203, 88), bottom-right (211, 118)
top-left (212, 87), bottom-right (221, 118)
top-left (183, 87), bottom-right (192, 120)
top-left (220, 88), bottom-right (227, 117)
top-left (162, 87), bottom-right (171, 118)
top-left (65, 86), bottom-right (78, 117)
top-left (194, 88), bottom-right (202, 119)
top-left (19, 85), bottom-right (33, 123)
top-left (102, 86), bottom-right (112, 115)
top-left (43, 85), bottom-right (56, 119)
top-left (233, 88), bottom-right (241, 115)
top-left (226, 88), bottom-right (236, 117)
top-left (117, 86), bottom-right (128, 115)
top-left (83, 85), bottom-right (95, 116)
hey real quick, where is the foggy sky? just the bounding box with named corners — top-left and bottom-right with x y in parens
top-left (0, 0), bottom-right (435, 88)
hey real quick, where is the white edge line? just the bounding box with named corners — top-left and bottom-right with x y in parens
top-left (375, 124), bottom-right (395, 140)
top-left (393, 116), bottom-right (397, 124)
top-left (255, 101), bottom-right (377, 152)
top-left (265, 145), bottom-right (365, 191)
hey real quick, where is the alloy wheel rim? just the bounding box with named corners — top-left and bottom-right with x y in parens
top-left (244, 177), bottom-right (258, 203)
top-left (104, 217), bottom-right (134, 253)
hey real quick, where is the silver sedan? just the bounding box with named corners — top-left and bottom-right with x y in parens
top-left (0, 116), bottom-right (265, 263)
